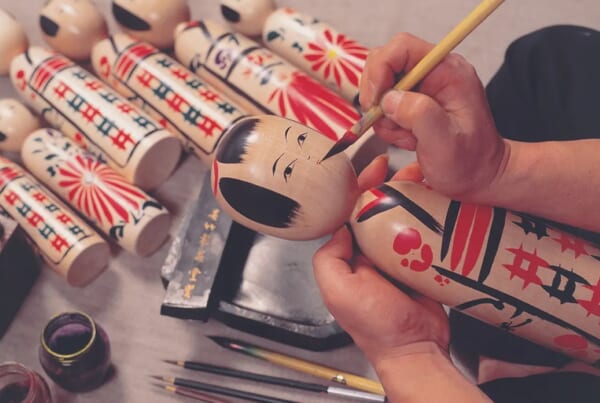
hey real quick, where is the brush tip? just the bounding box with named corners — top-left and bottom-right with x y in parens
top-left (162, 359), bottom-right (179, 366)
top-left (206, 335), bottom-right (231, 348)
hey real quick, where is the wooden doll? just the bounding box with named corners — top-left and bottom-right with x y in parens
top-left (211, 115), bottom-right (600, 366)
top-left (0, 99), bottom-right (40, 152)
top-left (173, 19), bottom-right (386, 171)
top-left (10, 46), bottom-right (182, 190)
top-left (21, 128), bottom-right (171, 256)
top-left (39, 0), bottom-right (109, 61)
top-left (111, 0), bottom-right (190, 49)
top-left (220, 0), bottom-right (275, 37)
top-left (0, 8), bottom-right (28, 75)
top-left (0, 157), bottom-right (109, 287)
top-left (262, 7), bottom-right (369, 104)
top-left (90, 33), bottom-right (248, 166)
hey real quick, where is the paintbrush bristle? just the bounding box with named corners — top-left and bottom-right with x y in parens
top-left (162, 359), bottom-right (181, 366)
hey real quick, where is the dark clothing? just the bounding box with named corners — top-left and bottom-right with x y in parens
top-left (448, 24), bottom-right (600, 401)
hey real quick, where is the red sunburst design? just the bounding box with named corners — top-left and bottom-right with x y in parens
top-left (57, 155), bottom-right (146, 225)
top-left (304, 29), bottom-right (368, 88)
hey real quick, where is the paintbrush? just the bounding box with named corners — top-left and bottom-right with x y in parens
top-left (151, 375), bottom-right (298, 403)
top-left (152, 382), bottom-right (232, 403)
top-left (164, 359), bottom-right (386, 402)
top-left (322, 0), bottom-right (505, 159)
top-left (207, 336), bottom-right (385, 396)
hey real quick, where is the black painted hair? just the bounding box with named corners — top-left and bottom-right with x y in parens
top-left (219, 177), bottom-right (299, 228)
top-left (39, 15), bottom-right (59, 37)
top-left (216, 117), bottom-right (259, 164)
top-left (112, 3), bottom-right (151, 31)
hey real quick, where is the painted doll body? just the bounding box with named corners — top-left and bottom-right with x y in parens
top-left (10, 47), bottom-right (182, 190)
top-left (263, 8), bottom-right (368, 104)
top-left (90, 33), bottom-right (248, 166)
top-left (39, 0), bottom-right (109, 61)
top-left (211, 115), bottom-right (600, 365)
top-left (21, 128), bottom-right (170, 256)
top-left (0, 99), bottom-right (40, 152)
top-left (350, 180), bottom-right (600, 366)
top-left (173, 20), bottom-right (360, 142)
top-left (111, 0), bottom-right (190, 49)
top-left (0, 157), bottom-right (109, 286)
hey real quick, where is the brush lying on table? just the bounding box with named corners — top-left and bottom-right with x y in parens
top-left (164, 359), bottom-right (386, 402)
top-left (322, 0), bottom-right (506, 159)
top-left (153, 382), bottom-right (231, 403)
top-left (151, 375), bottom-right (297, 403)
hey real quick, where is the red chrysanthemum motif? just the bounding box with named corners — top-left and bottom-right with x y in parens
top-left (58, 155), bottom-right (146, 225)
top-left (267, 71), bottom-right (359, 140)
top-left (304, 29), bottom-right (368, 88)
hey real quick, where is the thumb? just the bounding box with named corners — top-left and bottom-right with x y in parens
top-left (380, 89), bottom-right (453, 144)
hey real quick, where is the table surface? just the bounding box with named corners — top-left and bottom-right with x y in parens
top-left (1, 1), bottom-right (599, 402)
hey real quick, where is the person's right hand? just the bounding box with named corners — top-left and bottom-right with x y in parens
top-left (360, 32), bottom-right (508, 203)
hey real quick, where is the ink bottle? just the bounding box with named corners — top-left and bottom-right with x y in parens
top-left (38, 312), bottom-right (110, 392)
top-left (0, 361), bottom-right (52, 403)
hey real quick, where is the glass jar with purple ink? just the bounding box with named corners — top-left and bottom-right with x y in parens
top-left (0, 361), bottom-right (52, 403)
top-left (38, 312), bottom-right (110, 392)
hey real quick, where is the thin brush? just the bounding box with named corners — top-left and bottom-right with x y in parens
top-left (152, 382), bottom-right (231, 403)
top-left (322, 0), bottom-right (505, 160)
top-left (151, 375), bottom-right (298, 403)
top-left (164, 359), bottom-right (386, 402)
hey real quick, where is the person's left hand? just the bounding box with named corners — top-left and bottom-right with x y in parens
top-left (312, 156), bottom-right (450, 367)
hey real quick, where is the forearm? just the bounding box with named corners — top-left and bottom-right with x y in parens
top-left (474, 138), bottom-right (600, 233)
top-left (372, 342), bottom-right (491, 403)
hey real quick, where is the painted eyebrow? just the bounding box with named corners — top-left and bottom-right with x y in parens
top-left (272, 153), bottom-right (284, 176)
top-left (284, 126), bottom-right (291, 141)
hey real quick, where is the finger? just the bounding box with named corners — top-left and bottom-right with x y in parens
top-left (359, 33), bottom-right (435, 109)
top-left (391, 161), bottom-right (424, 182)
top-left (373, 119), bottom-right (418, 150)
top-left (380, 89), bottom-right (455, 146)
top-left (357, 153), bottom-right (389, 192)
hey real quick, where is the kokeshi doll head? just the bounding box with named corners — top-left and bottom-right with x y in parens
top-left (219, 0), bottom-right (276, 37)
top-left (0, 9), bottom-right (28, 75)
top-left (9, 46), bottom-right (183, 191)
top-left (0, 157), bottom-right (109, 286)
top-left (111, 0), bottom-right (190, 49)
top-left (212, 115), bottom-right (359, 240)
top-left (0, 99), bottom-right (40, 153)
top-left (21, 128), bottom-right (171, 256)
top-left (39, 0), bottom-right (109, 61)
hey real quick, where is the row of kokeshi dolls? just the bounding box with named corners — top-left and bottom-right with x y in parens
top-left (0, 0), bottom-right (376, 287)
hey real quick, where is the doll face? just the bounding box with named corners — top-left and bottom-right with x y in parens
top-left (220, 0), bottom-right (275, 37)
top-left (212, 115), bottom-right (359, 240)
top-left (111, 0), bottom-right (190, 49)
top-left (0, 99), bottom-right (40, 152)
top-left (0, 9), bottom-right (28, 75)
top-left (39, 0), bottom-right (108, 61)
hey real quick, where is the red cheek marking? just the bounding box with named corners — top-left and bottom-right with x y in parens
top-left (212, 159), bottom-right (219, 196)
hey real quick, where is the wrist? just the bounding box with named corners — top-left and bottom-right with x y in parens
top-left (372, 342), bottom-right (490, 403)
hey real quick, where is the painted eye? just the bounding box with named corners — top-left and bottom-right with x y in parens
top-left (283, 159), bottom-right (297, 182)
top-left (297, 132), bottom-right (307, 146)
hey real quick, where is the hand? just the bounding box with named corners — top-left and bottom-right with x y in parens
top-left (312, 156), bottom-right (449, 367)
top-left (359, 33), bottom-right (509, 202)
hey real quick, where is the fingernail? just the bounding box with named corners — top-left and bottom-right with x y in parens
top-left (381, 90), bottom-right (405, 115)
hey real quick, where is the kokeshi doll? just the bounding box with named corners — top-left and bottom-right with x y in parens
top-left (0, 9), bottom-right (28, 75)
top-left (262, 8), bottom-right (369, 104)
top-left (111, 0), bottom-right (190, 49)
top-left (39, 0), bottom-right (109, 61)
top-left (90, 33), bottom-right (248, 166)
top-left (21, 128), bottom-right (171, 256)
top-left (220, 0), bottom-right (275, 37)
top-left (211, 115), bottom-right (600, 366)
top-left (10, 47), bottom-right (182, 190)
top-left (0, 99), bottom-right (40, 152)
top-left (172, 19), bottom-right (360, 142)
top-left (0, 157), bottom-right (109, 286)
